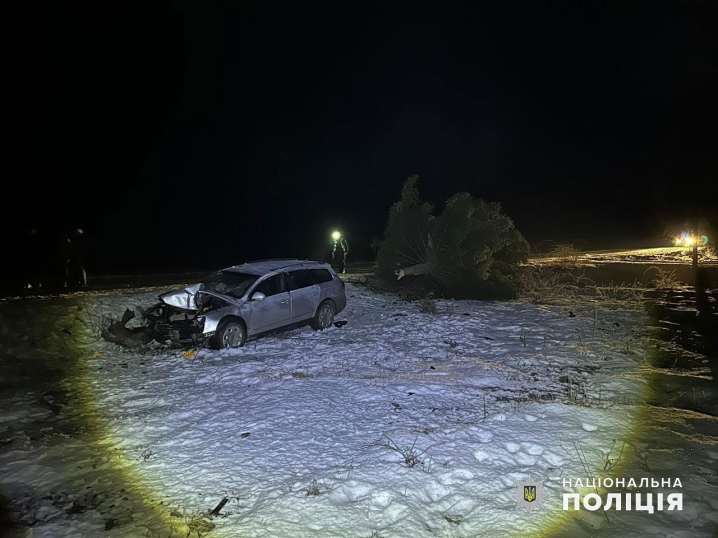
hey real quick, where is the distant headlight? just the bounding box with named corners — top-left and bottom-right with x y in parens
top-left (674, 233), bottom-right (706, 247)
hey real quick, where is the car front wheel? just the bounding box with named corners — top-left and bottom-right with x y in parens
top-left (312, 302), bottom-right (335, 330)
top-left (211, 319), bottom-right (246, 349)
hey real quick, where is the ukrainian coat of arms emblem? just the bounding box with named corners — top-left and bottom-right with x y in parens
top-left (513, 475), bottom-right (549, 512)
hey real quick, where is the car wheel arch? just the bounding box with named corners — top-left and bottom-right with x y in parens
top-left (218, 315), bottom-right (247, 332)
top-left (315, 298), bottom-right (336, 314)
top-left (209, 315), bottom-right (248, 349)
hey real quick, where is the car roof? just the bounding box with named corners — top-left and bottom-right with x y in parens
top-left (222, 259), bottom-right (328, 276)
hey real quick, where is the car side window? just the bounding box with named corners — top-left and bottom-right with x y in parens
top-left (310, 268), bottom-right (333, 284)
top-left (254, 274), bottom-right (286, 297)
top-left (287, 270), bottom-right (314, 291)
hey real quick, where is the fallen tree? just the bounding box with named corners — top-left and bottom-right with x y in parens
top-left (375, 176), bottom-right (529, 299)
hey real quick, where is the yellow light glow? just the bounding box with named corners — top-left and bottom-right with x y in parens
top-left (673, 233), bottom-right (706, 247)
top-left (331, 230), bottom-right (342, 241)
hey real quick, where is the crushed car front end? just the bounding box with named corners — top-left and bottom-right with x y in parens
top-left (145, 285), bottom-right (241, 346)
top-left (145, 302), bottom-right (210, 345)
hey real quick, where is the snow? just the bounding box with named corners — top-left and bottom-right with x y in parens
top-left (0, 283), bottom-right (717, 537)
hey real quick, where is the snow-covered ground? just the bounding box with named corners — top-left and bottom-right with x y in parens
top-left (1, 282), bottom-right (717, 537)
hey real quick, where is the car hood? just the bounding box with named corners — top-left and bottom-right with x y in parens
top-left (159, 284), bottom-right (239, 311)
top-left (159, 284), bottom-right (204, 310)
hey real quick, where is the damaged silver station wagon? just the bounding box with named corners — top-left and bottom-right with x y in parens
top-left (145, 260), bottom-right (346, 349)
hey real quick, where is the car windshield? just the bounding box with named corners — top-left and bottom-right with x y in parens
top-left (202, 271), bottom-right (259, 299)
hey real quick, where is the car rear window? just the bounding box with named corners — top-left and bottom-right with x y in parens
top-left (287, 270), bottom-right (315, 290)
top-left (310, 268), bottom-right (333, 284)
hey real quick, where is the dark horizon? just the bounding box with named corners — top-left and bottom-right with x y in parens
top-left (7, 2), bottom-right (717, 276)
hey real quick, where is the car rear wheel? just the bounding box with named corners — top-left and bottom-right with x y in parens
top-left (312, 302), bottom-right (335, 330)
top-left (211, 319), bottom-right (246, 349)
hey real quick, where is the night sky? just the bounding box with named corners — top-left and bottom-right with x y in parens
top-left (8, 2), bottom-right (718, 275)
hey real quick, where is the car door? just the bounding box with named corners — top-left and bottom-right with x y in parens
top-left (287, 269), bottom-right (320, 321)
top-left (248, 273), bottom-right (291, 334)
top-left (310, 267), bottom-right (346, 311)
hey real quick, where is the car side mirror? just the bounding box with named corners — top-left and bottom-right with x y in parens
top-left (252, 292), bottom-right (266, 301)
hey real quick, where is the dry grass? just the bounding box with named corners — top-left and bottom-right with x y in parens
top-left (306, 478), bottom-right (322, 496)
top-left (166, 508), bottom-right (217, 538)
top-left (377, 435), bottom-right (431, 468)
top-left (185, 513), bottom-right (216, 536)
top-left (518, 266), bottom-right (648, 308)
top-left (643, 266), bottom-right (680, 290)
top-left (516, 266), bottom-right (581, 304)
top-left (547, 242), bottom-right (584, 268)
top-left (592, 281), bottom-right (646, 304)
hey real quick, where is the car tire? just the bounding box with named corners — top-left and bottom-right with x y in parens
top-left (211, 319), bottom-right (246, 349)
top-left (311, 301), bottom-right (335, 331)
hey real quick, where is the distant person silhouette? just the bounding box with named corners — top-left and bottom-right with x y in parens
top-left (332, 235), bottom-right (349, 274)
top-left (71, 228), bottom-right (87, 287)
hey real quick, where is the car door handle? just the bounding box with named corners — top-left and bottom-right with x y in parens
top-left (280, 300), bottom-right (289, 305)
